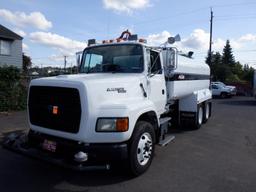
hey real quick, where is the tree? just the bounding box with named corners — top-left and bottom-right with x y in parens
top-left (212, 52), bottom-right (226, 81)
top-left (205, 39), bottom-right (253, 84)
top-left (205, 51), bottom-right (213, 66)
top-left (222, 40), bottom-right (235, 72)
top-left (243, 64), bottom-right (255, 85)
top-left (22, 53), bottom-right (32, 74)
top-left (232, 61), bottom-right (243, 80)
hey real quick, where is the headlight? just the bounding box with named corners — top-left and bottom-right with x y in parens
top-left (96, 118), bottom-right (129, 132)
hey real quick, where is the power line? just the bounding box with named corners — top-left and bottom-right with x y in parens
top-left (215, 14), bottom-right (256, 18)
top-left (132, 6), bottom-right (209, 26)
top-left (126, 2), bottom-right (256, 27)
top-left (212, 2), bottom-right (256, 8)
top-left (215, 17), bottom-right (256, 21)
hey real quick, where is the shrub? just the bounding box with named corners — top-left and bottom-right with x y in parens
top-left (0, 65), bottom-right (27, 112)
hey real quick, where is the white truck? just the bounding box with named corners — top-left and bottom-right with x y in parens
top-left (211, 83), bottom-right (233, 98)
top-left (4, 31), bottom-right (212, 175)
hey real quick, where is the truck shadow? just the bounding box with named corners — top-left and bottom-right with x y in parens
top-left (0, 131), bottom-right (135, 190)
top-left (0, 148), bottom-right (135, 191)
top-left (219, 99), bottom-right (256, 106)
top-left (50, 166), bottom-right (134, 188)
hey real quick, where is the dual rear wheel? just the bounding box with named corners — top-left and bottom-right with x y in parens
top-left (195, 102), bottom-right (211, 129)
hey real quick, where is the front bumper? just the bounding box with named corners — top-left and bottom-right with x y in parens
top-left (3, 130), bottom-right (128, 171)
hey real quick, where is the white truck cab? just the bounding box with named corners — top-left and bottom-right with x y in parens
top-left (8, 31), bottom-right (212, 175)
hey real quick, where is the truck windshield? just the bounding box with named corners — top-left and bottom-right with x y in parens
top-left (80, 44), bottom-right (144, 73)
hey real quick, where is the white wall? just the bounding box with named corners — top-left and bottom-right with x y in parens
top-left (0, 39), bottom-right (22, 68)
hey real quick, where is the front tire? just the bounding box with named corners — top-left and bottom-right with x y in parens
top-left (220, 92), bottom-right (227, 98)
top-left (128, 121), bottom-right (155, 176)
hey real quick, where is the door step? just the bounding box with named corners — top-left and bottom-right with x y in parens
top-left (158, 134), bottom-right (175, 146)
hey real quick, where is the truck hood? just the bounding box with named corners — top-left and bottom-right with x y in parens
top-left (32, 73), bottom-right (143, 83)
top-left (30, 73), bottom-right (146, 106)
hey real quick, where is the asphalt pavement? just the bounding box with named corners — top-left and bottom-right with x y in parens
top-left (0, 96), bottom-right (256, 192)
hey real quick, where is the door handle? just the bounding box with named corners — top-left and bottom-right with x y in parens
top-left (162, 89), bottom-right (165, 95)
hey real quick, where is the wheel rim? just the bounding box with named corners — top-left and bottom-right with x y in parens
top-left (137, 132), bottom-right (153, 166)
top-left (198, 107), bottom-right (203, 125)
top-left (205, 104), bottom-right (209, 119)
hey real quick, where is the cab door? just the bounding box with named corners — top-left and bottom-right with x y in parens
top-left (146, 49), bottom-right (167, 114)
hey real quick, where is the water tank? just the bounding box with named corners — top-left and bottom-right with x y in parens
top-left (163, 52), bottom-right (210, 100)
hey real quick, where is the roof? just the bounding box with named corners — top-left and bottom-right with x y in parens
top-left (0, 24), bottom-right (23, 40)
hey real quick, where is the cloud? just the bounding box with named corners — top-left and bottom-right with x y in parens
top-left (103, 0), bottom-right (150, 14)
top-left (181, 29), bottom-right (209, 50)
top-left (14, 28), bottom-right (26, 37)
top-left (0, 9), bottom-right (52, 30)
top-left (29, 32), bottom-right (87, 55)
top-left (48, 54), bottom-right (66, 62)
top-left (212, 38), bottom-right (225, 50)
top-left (146, 29), bottom-right (211, 50)
top-left (22, 43), bottom-right (29, 50)
top-left (146, 30), bottom-right (171, 45)
top-left (145, 29), bottom-right (246, 54)
top-left (238, 34), bottom-right (256, 42)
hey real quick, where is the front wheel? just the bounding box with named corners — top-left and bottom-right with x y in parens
top-left (220, 92), bottom-right (227, 99)
top-left (128, 121), bottom-right (155, 176)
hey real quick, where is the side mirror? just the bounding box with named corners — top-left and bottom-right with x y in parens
top-left (76, 51), bottom-right (83, 67)
top-left (165, 48), bottom-right (177, 69)
top-left (174, 34), bottom-right (181, 42)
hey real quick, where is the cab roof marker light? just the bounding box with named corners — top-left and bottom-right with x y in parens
top-left (88, 39), bottom-right (96, 46)
top-left (128, 34), bottom-right (138, 41)
top-left (139, 38), bottom-right (147, 43)
top-left (102, 40), bottom-right (110, 44)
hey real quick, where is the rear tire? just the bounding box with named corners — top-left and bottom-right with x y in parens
top-left (128, 121), bottom-right (155, 176)
top-left (194, 105), bottom-right (203, 129)
top-left (203, 102), bottom-right (210, 123)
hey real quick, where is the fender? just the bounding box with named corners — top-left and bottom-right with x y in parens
top-left (95, 98), bottom-right (160, 142)
top-left (124, 99), bottom-right (160, 139)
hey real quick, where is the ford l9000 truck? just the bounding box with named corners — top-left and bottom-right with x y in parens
top-left (4, 31), bottom-right (212, 176)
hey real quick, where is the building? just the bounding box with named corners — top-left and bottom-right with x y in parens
top-left (0, 24), bottom-right (23, 68)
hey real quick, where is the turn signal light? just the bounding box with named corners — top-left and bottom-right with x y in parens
top-left (116, 118), bottom-right (129, 132)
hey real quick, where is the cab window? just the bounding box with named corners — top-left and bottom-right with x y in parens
top-left (149, 50), bottom-right (162, 74)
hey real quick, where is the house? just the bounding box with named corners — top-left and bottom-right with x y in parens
top-left (0, 24), bottom-right (23, 68)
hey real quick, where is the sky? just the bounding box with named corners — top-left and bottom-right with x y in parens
top-left (0, 0), bottom-right (256, 68)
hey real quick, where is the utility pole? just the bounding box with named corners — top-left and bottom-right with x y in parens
top-left (41, 63), bottom-right (43, 76)
top-left (208, 8), bottom-right (213, 67)
top-left (64, 56), bottom-right (67, 73)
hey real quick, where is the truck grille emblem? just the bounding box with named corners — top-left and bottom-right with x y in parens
top-left (52, 106), bottom-right (58, 115)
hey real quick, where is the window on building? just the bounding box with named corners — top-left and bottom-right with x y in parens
top-left (0, 40), bottom-right (11, 55)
